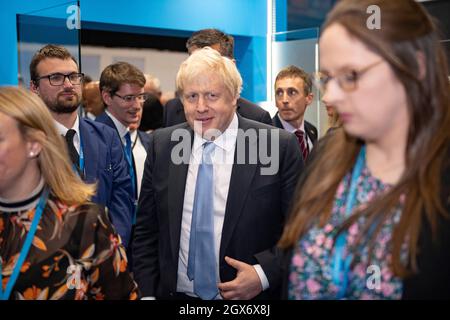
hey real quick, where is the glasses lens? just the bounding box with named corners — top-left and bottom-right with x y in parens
top-left (69, 73), bottom-right (83, 84)
top-left (49, 74), bottom-right (65, 85)
top-left (339, 71), bottom-right (358, 91)
top-left (137, 94), bottom-right (148, 102)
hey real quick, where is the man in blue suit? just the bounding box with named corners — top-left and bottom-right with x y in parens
top-left (96, 61), bottom-right (149, 202)
top-left (30, 45), bottom-right (134, 247)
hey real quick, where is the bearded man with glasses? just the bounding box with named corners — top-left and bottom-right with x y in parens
top-left (30, 44), bottom-right (135, 250)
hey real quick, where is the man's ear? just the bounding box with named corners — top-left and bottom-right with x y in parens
top-left (305, 92), bottom-right (314, 106)
top-left (101, 90), bottom-right (112, 107)
top-left (30, 80), bottom-right (39, 94)
top-left (416, 51), bottom-right (426, 80)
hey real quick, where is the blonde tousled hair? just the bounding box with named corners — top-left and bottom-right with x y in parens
top-left (0, 86), bottom-right (95, 205)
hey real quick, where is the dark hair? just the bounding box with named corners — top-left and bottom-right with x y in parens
top-left (99, 61), bottom-right (146, 95)
top-left (279, 0), bottom-right (450, 278)
top-left (186, 28), bottom-right (234, 59)
top-left (139, 94), bottom-right (163, 132)
top-left (83, 74), bottom-right (93, 85)
top-left (29, 44), bottom-right (78, 82)
top-left (275, 65), bottom-right (312, 95)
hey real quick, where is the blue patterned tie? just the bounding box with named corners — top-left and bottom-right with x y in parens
top-left (124, 132), bottom-right (137, 223)
top-left (187, 141), bottom-right (218, 300)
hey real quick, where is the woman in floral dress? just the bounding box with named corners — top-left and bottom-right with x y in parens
top-left (278, 0), bottom-right (450, 299)
top-left (0, 87), bottom-right (139, 300)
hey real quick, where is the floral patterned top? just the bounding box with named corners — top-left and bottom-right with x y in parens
top-left (288, 164), bottom-right (405, 300)
top-left (0, 180), bottom-right (139, 300)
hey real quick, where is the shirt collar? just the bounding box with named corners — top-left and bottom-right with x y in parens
top-left (193, 112), bottom-right (238, 153)
top-left (54, 114), bottom-right (80, 136)
top-left (106, 110), bottom-right (129, 139)
top-left (278, 113), bottom-right (305, 134)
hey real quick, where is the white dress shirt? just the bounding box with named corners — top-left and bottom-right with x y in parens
top-left (176, 113), bottom-right (269, 298)
top-left (54, 115), bottom-right (81, 154)
top-left (278, 114), bottom-right (313, 151)
top-left (130, 130), bottom-right (147, 198)
top-left (105, 110), bottom-right (129, 145)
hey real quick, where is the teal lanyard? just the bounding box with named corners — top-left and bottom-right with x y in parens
top-left (79, 131), bottom-right (85, 175)
top-left (331, 146), bottom-right (366, 299)
top-left (124, 133), bottom-right (137, 224)
top-left (0, 187), bottom-right (50, 300)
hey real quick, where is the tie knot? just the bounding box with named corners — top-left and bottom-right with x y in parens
top-left (65, 129), bottom-right (76, 142)
top-left (202, 142), bottom-right (215, 164)
top-left (294, 129), bottom-right (304, 139)
top-left (125, 132), bottom-right (131, 143)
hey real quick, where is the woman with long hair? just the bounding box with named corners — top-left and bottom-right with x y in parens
top-left (0, 87), bottom-right (138, 300)
top-left (279, 0), bottom-right (450, 299)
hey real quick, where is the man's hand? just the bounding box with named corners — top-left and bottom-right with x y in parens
top-left (217, 256), bottom-right (263, 300)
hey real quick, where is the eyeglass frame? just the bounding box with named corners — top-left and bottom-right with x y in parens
top-left (314, 60), bottom-right (384, 93)
top-left (112, 92), bottom-right (148, 103)
top-left (34, 72), bottom-right (85, 86)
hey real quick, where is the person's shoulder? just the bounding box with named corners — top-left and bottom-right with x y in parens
top-left (49, 195), bottom-right (105, 223)
top-left (305, 120), bottom-right (318, 132)
top-left (237, 98), bottom-right (269, 115)
top-left (80, 117), bottom-right (117, 141)
top-left (238, 115), bottom-right (291, 139)
top-left (238, 97), bottom-right (261, 110)
top-left (164, 97), bottom-right (182, 109)
top-left (150, 122), bottom-right (192, 147)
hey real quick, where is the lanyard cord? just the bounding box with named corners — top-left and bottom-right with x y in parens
top-left (0, 187), bottom-right (50, 300)
top-left (331, 146), bottom-right (366, 299)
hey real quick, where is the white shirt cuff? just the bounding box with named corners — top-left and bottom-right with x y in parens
top-left (141, 296), bottom-right (156, 300)
top-left (253, 264), bottom-right (270, 291)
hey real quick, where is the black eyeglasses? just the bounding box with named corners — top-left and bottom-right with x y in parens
top-left (314, 60), bottom-right (383, 92)
top-left (34, 72), bottom-right (84, 86)
top-left (113, 92), bottom-right (148, 103)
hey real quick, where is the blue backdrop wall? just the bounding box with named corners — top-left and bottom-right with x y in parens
top-left (0, 0), bottom-right (268, 101)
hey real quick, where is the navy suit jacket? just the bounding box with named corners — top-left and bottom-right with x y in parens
top-left (79, 118), bottom-right (134, 247)
top-left (95, 112), bottom-right (150, 191)
top-left (163, 97), bottom-right (273, 127)
top-left (96, 112), bottom-right (150, 151)
top-left (133, 115), bottom-right (304, 299)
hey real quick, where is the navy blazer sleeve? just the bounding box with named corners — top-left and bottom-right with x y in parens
top-left (107, 129), bottom-right (134, 248)
top-left (132, 133), bottom-right (159, 297)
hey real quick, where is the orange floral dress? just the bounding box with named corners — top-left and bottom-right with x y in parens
top-left (0, 186), bottom-right (139, 300)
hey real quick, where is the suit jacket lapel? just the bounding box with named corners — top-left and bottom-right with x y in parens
top-left (168, 124), bottom-right (193, 262)
top-left (272, 112), bottom-right (283, 129)
top-left (304, 121), bottom-right (318, 144)
top-left (219, 116), bottom-right (258, 260)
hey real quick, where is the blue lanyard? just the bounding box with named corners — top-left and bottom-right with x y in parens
top-left (0, 187), bottom-right (50, 300)
top-left (124, 133), bottom-right (137, 224)
top-left (331, 146), bottom-right (366, 299)
top-left (79, 130), bottom-right (84, 174)
top-left (69, 127), bottom-right (85, 177)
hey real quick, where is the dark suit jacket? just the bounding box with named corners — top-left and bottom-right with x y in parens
top-left (138, 130), bottom-right (151, 152)
top-left (163, 97), bottom-right (273, 127)
top-left (79, 118), bottom-right (134, 247)
top-left (272, 112), bottom-right (318, 145)
top-left (133, 115), bottom-right (304, 299)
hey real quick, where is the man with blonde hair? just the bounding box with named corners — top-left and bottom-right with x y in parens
top-left (163, 28), bottom-right (272, 127)
top-left (133, 47), bottom-right (303, 300)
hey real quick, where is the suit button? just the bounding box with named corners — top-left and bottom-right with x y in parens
top-left (169, 292), bottom-right (174, 296)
